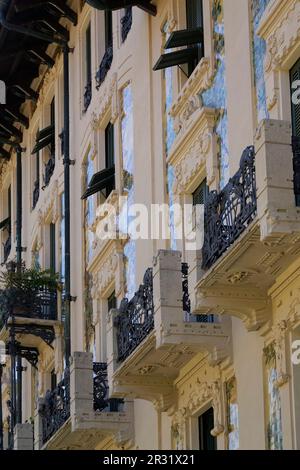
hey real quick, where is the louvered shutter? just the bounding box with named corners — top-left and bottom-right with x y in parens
top-left (290, 59), bottom-right (300, 205)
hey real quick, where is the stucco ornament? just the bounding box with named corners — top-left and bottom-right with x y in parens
top-left (274, 320), bottom-right (289, 387)
top-left (171, 408), bottom-right (187, 450)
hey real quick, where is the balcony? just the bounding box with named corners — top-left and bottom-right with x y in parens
top-left (35, 353), bottom-right (133, 450)
top-left (0, 264), bottom-right (60, 348)
top-left (195, 120), bottom-right (300, 331)
top-left (107, 250), bottom-right (231, 411)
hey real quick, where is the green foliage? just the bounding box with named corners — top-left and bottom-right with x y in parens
top-left (0, 261), bottom-right (60, 293)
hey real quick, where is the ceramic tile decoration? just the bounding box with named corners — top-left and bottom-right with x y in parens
top-left (251, 0), bottom-right (271, 123)
top-left (85, 148), bottom-right (95, 263)
top-left (226, 377), bottom-right (240, 450)
top-left (202, 0), bottom-right (229, 189)
top-left (264, 343), bottom-right (283, 450)
top-left (121, 84), bottom-right (136, 299)
top-left (60, 192), bottom-right (65, 282)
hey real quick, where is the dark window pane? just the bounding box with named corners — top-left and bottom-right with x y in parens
top-left (199, 407), bottom-right (217, 450)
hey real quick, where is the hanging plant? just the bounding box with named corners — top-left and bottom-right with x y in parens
top-left (0, 261), bottom-right (60, 324)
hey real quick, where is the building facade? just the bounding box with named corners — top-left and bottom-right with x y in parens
top-left (0, 0), bottom-right (300, 450)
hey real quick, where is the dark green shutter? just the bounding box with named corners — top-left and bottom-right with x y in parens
top-left (193, 178), bottom-right (208, 206)
top-left (291, 58), bottom-right (300, 137)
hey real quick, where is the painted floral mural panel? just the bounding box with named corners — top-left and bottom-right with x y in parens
top-left (121, 84), bottom-right (136, 299)
top-left (251, 0), bottom-right (271, 123)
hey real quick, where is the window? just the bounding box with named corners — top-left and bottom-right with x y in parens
top-left (198, 407), bottom-right (216, 450)
top-left (1, 185), bottom-right (11, 263)
top-left (50, 223), bottom-right (56, 273)
top-left (186, 0), bottom-right (204, 76)
top-left (105, 10), bottom-right (113, 49)
top-left (290, 58), bottom-right (300, 206)
top-left (81, 123), bottom-right (115, 201)
top-left (32, 99), bottom-right (55, 188)
top-left (83, 22), bottom-right (92, 112)
top-left (50, 369), bottom-right (57, 391)
top-left (108, 291), bottom-right (117, 311)
top-left (96, 11), bottom-right (113, 88)
top-left (32, 131), bottom-right (40, 209)
top-left (153, 0), bottom-right (204, 75)
top-left (193, 178), bottom-right (208, 206)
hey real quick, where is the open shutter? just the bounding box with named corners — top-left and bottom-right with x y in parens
top-left (153, 1), bottom-right (204, 72)
top-left (31, 125), bottom-right (55, 154)
top-left (86, 0), bottom-right (156, 16)
top-left (81, 166), bottom-right (115, 200)
top-left (0, 217), bottom-right (10, 231)
top-left (193, 179), bottom-right (208, 206)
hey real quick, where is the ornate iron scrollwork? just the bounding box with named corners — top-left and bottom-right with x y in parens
top-left (121, 7), bottom-right (132, 43)
top-left (292, 136), bottom-right (300, 206)
top-left (116, 268), bottom-right (154, 363)
top-left (40, 368), bottom-right (70, 445)
top-left (96, 46), bottom-right (113, 90)
top-left (93, 362), bottom-right (122, 412)
top-left (202, 146), bottom-right (257, 270)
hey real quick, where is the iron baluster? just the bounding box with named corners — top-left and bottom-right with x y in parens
top-left (202, 146), bottom-right (257, 270)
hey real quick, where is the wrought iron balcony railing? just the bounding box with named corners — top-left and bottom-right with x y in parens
top-left (43, 156), bottom-right (55, 188)
top-left (3, 235), bottom-right (11, 264)
top-left (83, 80), bottom-right (92, 113)
top-left (202, 146), bottom-right (257, 270)
top-left (40, 368), bottom-right (70, 445)
top-left (0, 286), bottom-right (58, 326)
top-left (96, 45), bottom-right (113, 90)
top-left (121, 7), bottom-right (132, 43)
top-left (116, 268), bottom-right (154, 363)
top-left (93, 362), bottom-right (123, 412)
top-left (116, 263), bottom-right (215, 364)
top-left (292, 135), bottom-right (300, 206)
top-left (41, 362), bottom-right (122, 445)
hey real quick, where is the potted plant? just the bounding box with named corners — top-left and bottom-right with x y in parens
top-left (0, 261), bottom-right (60, 322)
